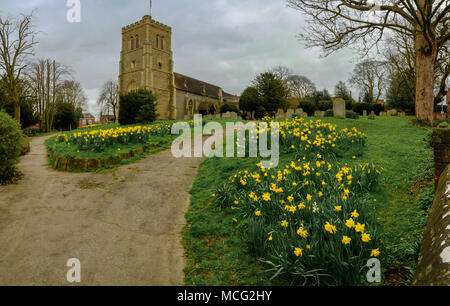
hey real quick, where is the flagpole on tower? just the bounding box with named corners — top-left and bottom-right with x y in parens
top-left (150, 0), bottom-right (152, 17)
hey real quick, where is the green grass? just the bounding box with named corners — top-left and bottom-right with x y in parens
top-left (183, 116), bottom-right (434, 286)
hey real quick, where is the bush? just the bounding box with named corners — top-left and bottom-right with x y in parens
top-left (23, 127), bottom-right (39, 136)
top-left (318, 100), bottom-right (333, 111)
top-left (372, 104), bottom-right (384, 116)
top-left (254, 106), bottom-right (267, 120)
top-left (324, 109), bottom-right (334, 117)
top-left (119, 89), bottom-right (158, 125)
top-left (298, 101), bottom-right (316, 116)
top-left (0, 111), bottom-right (22, 183)
top-left (220, 103), bottom-right (240, 114)
top-left (345, 101), bottom-right (354, 110)
top-left (136, 102), bottom-right (158, 123)
top-left (352, 103), bottom-right (372, 115)
top-left (53, 102), bottom-right (80, 131)
top-left (346, 110), bottom-right (359, 119)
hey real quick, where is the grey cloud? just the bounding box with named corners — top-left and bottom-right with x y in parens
top-left (2, 0), bottom-right (359, 117)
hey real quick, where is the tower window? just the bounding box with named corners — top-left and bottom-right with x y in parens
top-left (131, 60), bottom-right (136, 69)
top-left (135, 35), bottom-right (139, 48)
top-left (156, 35), bottom-right (159, 48)
top-left (161, 37), bottom-right (164, 50)
top-left (131, 37), bottom-right (135, 50)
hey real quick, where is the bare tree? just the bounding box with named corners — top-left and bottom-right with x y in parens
top-left (27, 59), bottom-right (70, 132)
top-left (287, 0), bottom-right (450, 123)
top-left (384, 31), bottom-right (417, 100)
top-left (286, 75), bottom-right (317, 99)
top-left (268, 65), bottom-right (294, 83)
top-left (0, 13), bottom-right (37, 122)
top-left (58, 80), bottom-right (87, 109)
top-left (97, 80), bottom-right (119, 123)
top-left (384, 29), bottom-right (449, 105)
top-left (349, 59), bottom-right (388, 103)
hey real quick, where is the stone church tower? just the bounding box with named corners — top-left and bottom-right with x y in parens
top-left (119, 15), bottom-right (176, 119)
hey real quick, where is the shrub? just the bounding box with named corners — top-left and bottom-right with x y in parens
top-left (346, 110), bottom-right (359, 119)
top-left (318, 100), bottom-right (333, 111)
top-left (220, 103), bottom-right (240, 114)
top-left (298, 101), bottom-right (316, 116)
top-left (0, 111), bottom-right (22, 183)
top-left (372, 104), bottom-right (384, 116)
top-left (324, 109), bottom-right (334, 117)
top-left (119, 89), bottom-right (158, 125)
top-left (136, 102), bottom-right (158, 123)
top-left (345, 101), bottom-right (354, 110)
top-left (254, 106), bottom-right (267, 120)
top-left (53, 102), bottom-right (80, 131)
top-left (353, 103), bottom-right (372, 115)
top-left (437, 122), bottom-right (449, 128)
top-left (23, 127), bottom-right (39, 136)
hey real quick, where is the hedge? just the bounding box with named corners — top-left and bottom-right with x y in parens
top-left (0, 111), bottom-right (22, 183)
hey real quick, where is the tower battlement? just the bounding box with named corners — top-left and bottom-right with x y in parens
top-left (122, 15), bottom-right (171, 33)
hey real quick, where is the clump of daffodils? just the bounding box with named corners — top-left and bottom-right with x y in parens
top-left (212, 118), bottom-right (381, 285)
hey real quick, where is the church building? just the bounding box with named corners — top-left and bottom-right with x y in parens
top-left (119, 15), bottom-right (239, 120)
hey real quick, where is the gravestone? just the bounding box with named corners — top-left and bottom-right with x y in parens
top-left (379, 112), bottom-right (387, 116)
top-left (230, 112), bottom-right (238, 120)
top-left (368, 111), bottom-right (375, 120)
top-left (398, 111), bottom-right (406, 117)
top-left (276, 113), bottom-right (285, 119)
top-left (295, 108), bottom-right (304, 114)
top-left (286, 109), bottom-right (294, 119)
top-left (333, 98), bottom-right (346, 119)
top-left (215, 114), bottom-right (221, 119)
top-left (363, 110), bottom-right (367, 117)
top-left (314, 110), bottom-right (325, 117)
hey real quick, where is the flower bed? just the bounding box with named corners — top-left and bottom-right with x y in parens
top-left (45, 121), bottom-right (184, 171)
top-left (55, 123), bottom-right (174, 152)
top-left (212, 118), bottom-right (382, 285)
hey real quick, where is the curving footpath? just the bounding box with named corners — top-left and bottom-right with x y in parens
top-left (0, 135), bottom-right (204, 285)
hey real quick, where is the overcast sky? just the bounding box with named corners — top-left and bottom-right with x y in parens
top-left (2, 0), bottom-right (359, 117)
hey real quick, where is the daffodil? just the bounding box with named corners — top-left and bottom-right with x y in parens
top-left (361, 233), bottom-right (371, 242)
top-left (342, 236), bottom-right (351, 245)
top-left (371, 248), bottom-right (380, 257)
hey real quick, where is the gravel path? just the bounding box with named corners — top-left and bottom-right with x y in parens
top-left (0, 135), bottom-right (204, 285)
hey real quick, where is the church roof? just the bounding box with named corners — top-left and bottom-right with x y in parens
top-left (174, 72), bottom-right (222, 99)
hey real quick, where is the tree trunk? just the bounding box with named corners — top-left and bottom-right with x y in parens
top-left (414, 35), bottom-right (436, 124)
top-left (14, 103), bottom-right (20, 123)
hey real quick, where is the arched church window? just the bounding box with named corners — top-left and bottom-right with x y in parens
top-left (161, 37), bottom-right (164, 50)
top-left (131, 37), bottom-right (135, 50)
top-left (156, 35), bottom-right (159, 48)
top-left (135, 35), bottom-right (139, 48)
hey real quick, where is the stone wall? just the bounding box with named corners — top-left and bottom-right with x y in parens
top-left (432, 127), bottom-right (450, 188)
top-left (412, 164), bottom-right (450, 286)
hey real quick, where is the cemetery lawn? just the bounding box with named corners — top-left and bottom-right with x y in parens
top-left (183, 116), bottom-right (434, 286)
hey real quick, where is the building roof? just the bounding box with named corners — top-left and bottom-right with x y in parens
top-left (174, 72), bottom-right (223, 99)
top-left (82, 113), bottom-right (95, 118)
top-left (174, 72), bottom-right (237, 101)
